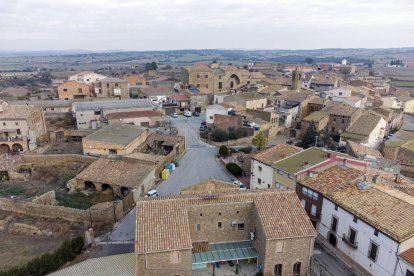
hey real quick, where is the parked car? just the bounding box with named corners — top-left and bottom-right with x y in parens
top-left (170, 112), bottom-right (178, 118)
top-left (239, 184), bottom-right (247, 191)
top-left (192, 111), bottom-right (200, 117)
top-left (184, 111), bottom-right (192, 117)
top-left (201, 120), bottom-right (207, 126)
top-left (145, 189), bottom-right (159, 197)
top-left (199, 125), bottom-right (207, 131)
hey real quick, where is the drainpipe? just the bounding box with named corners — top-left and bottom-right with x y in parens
top-left (236, 259), bottom-right (239, 274)
top-left (393, 244), bottom-right (400, 276)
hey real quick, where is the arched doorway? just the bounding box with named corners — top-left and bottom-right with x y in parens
top-left (328, 232), bottom-right (337, 247)
top-left (12, 143), bottom-right (23, 153)
top-left (85, 181), bottom-right (96, 191)
top-left (121, 187), bottom-right (129, 197)
top-left (0, 144), bottom-right (10, 154)
top-left (101, 184), bottom-right (113, 194)
top-left (228, 74), bottom-right (240, 89)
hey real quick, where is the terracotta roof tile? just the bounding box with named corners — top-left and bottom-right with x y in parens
top-left (136, 190), bottom-right (316, 253)
top-left (253, 144), bottom-right (302, 166)
top-left (106, 110), bottom-right (162, 120)
top-left (400, 248), bottom-right (414, 266)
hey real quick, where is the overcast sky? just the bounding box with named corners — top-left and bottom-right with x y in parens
top-left (0, 0), bottom-right (413, 51)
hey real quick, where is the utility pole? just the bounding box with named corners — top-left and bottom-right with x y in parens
top-left (315, 136), bottom-right (319, 147)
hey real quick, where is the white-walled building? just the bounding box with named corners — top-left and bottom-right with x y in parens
top-left (69, 71), bottom-right (107, 84)
top-left (382, 96), bottom-right (403, 109)
top-left (319, 183), bottom-right (414, 276)
top-left (322, 87), bottom-right (351, 101)
top-left (341, 114), bottom-right (386, 148)
top-left (205, 103), bottom-right (232, 124)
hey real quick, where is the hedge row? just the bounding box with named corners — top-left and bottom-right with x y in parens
top-left (0, 236), bottom-right (84, 276)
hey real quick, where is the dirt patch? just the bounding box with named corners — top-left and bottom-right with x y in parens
top-left (0, 87), bottom-right (30, 97)
top-left (1, 162), bottom-right (85, 198)
top-left (45, 141), bottom-right (83, 155)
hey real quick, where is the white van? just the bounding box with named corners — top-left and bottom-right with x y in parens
top-left (145, 189), bottom-right (159, 197)
top-left (184, 111), bottom-right (192, 117)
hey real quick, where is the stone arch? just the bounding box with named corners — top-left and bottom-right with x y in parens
top-left (121, 187), bottom-right (129, 197)
top-left (85, 181), bottom-right (96, 191)
top-left (101, 184), bottom-right (113, 193)
top-left (0, 144), bottom-right (10, 154)
top-left (228, 74), bottom-right (241, 89)
top-left (12, 143), bottom-right (23, 153)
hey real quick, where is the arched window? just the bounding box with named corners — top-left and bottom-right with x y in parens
top-left (293, 262), bottom-right (301, 276)
top-left (274, 264), bottom-right (282, 276)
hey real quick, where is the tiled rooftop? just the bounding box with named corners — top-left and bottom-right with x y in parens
top-left (303, 111), bottom-right (329, 122)
top-left (136, 190), bottom-right (316, 253)
top-left (345, 114), bottom-right (382, 136)
top-left (106, 110), bottom-right (162, 120)
top-left (180, 179), bottom-right (239, 194)
top-left (329, 183), bottom-right (414, 242)
top-left (76, 158), bottom-right (153, 188)
top-left (299, 166), bottom-right (362, 195)
top-left (329, 102), bottom-right (359, 116)
top-left (253, 144), bottom-right (302, 166)
top-left (400, 248), bottom-right (414, 266)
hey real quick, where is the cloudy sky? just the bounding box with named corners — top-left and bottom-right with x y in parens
top-left (0, 0), bottom-right (413, 51)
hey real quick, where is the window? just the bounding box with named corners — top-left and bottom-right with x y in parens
top-left (334, 204), bottom-right (338, 211)
top-left (374, 229), bottom-right (379, 237)
top-left (293, 262), bottom-right (301, 276)
top-left (209, 116), bottom-right (213, 120)
top-left (197, 74), bottom-right (200, 78)
top-left (258, 178), bottom-right (262, 184)
top-left (109, 149), bottom-right (117, 154)
top-left (348, 227), bottom-right (357, 245)
top-left (368, 242), bottom-right (379, 262)
top-left (219, 82), bottom-right (222, 89)
top-left (353, 216), bottom-right (358, 223)
top-left (333, 117), bottom-right (336, 122)
top-left (115, 83), bottom-right (118, 87)
top-left (274, 264), bottom-right (283, 276)
top-left (329, 216), bottom-right (338, 232)
top-left (78, 88), bottom-right (82, 93)
top-left (197, 84), bottom-right (200, 88)
top-left (218, 222), bottom-right (222, 229)
top-left (200, 213), bottom-right (202, 217)
top-left (205, 84), bottom-right (208, 89)
top-left (278, 169), bottom-right (284, 175)
top-left (2, 122), bottom-right (5, 126)
top-left (195, 224), bottom-right (201, 231)
top-left (107, 83), bottom-right (109, 88)
top-left (238, 222), bottom-right (245, 230)
top-left (276, 183), bottom-right (284, 189)
top-left (302, 187), bottom-right (318, 200)
top-left (267, 184), bottom-right (270, 188)
top-left (301, 199), bottom-right (306, 208)
top-left (275, 241), bottom-right (284, 253)
top-left (288, 174), bottom-right (294, 180)
top-left (15, 122), bottom-right (18, 126)
top-left (311, 204), bottom-right (317, 216)
top-left (406, 270), bottom-right (414, 276)
top-left (63, 88), bottom-right (68, 92)
top-left (339, 92), bottom-right (343, 96)
top-left (205, 74), bottom-right (208, 78)
top-left (341, 119), bottom-right (345, 124)
top-left (258, 166), bottom-right (262, 172)
top-left (17, 129), bottom-right (21, 135)
top-left (94, 111), bottom-right (101, 115)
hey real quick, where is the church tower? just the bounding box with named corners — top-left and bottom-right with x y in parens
top-left (291, 68), bottom-right (302, 91)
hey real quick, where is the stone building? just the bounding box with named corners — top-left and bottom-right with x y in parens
top-left (327, 103), bottom-right (363, 134)
top-left (82, 122), bottom-right (149, 156)
top-left (72, 99), bottom-right (153, 129)
top-left (223, 92), bottom-right (268, 110)
top-left (182, 63), bottom-right (265, 93)
top-left (74, 157), bottom-right (155, 197)
top-left (135, 190), bottom-right (316, 276)
top-left (94, 77), bottom-right (129, 99)
top-left (57, 81), bottom-right (91, 100)
top-left (0, 100), bottom-right (47, 152)
top-left (106, 110), bottom-right (163, 127)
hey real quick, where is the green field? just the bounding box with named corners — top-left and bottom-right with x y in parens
top-left (391, 80), bottom-right (414, 88)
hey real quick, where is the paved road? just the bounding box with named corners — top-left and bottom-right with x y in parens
top-left (156, 114), bottom-right (233, 196)
top-left (103, 113), bottom-right (232, 244)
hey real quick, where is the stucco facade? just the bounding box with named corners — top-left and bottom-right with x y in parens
top-left (57, 81), bottom-right (91, 100)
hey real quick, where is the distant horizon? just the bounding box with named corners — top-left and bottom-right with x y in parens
top-left (0, 46), bottom-right (414, 54)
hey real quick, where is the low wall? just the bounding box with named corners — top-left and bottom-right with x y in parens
top-left (23, 154), bottom-right (96, 165)
top-left (31, 190), bottom-right (57, 205)
top-left (0, 197), bottom-right (123, 225)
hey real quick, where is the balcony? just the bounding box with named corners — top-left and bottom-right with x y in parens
top-left (342, 234), bottom-right (358, 249)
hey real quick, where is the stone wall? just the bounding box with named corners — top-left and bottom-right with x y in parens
top-left (214, 114), bottom-right (243, 130)
top-left (31, 190), bottom-right (58, 205)
top-left (137, 249), bottom-right (192, 276)
top-left (0, 197), bottom-right (123, 225)
top-left (23, 154), bottom-right (96, 165)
